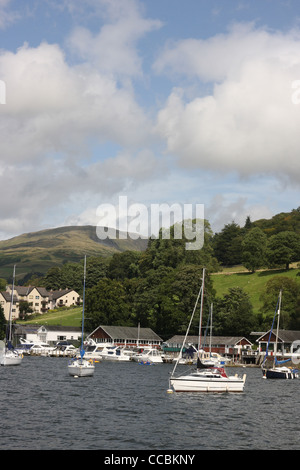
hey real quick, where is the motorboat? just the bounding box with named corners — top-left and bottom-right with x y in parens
top-left (131, 347), bottom-right (163, 364)
top-left (199, 351), bottom-right (230, 368)
top-left (28, 342), bottom-right (56, 356)
top-left (170, 366), bottom-right (246, 392)
top-left (100, 345), bottom-right (133, 362)
top-left (51, 343), bottom-right (78, 357)
top-left (82, 342), bottom-right (104, 360)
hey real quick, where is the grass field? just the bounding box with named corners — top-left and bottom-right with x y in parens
top-left (212, 265), bottom-right (300, 314)
top-left (20, 306), bottom-right (83, 327)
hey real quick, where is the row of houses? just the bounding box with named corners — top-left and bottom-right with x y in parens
top-left (0, 286), bottom-right (81, 320)
top-left (11, 324), bottom-right (300, 363)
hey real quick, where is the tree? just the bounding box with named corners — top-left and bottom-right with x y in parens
top-left (266, 231), bottom-right (300, 270)
top-left (213, 222), bottom-right (243, 266)
top-left (213, 287), bottom-right (255, 337)
top-left (108, 251), bottom-right (141, 280)
top-left (85, 278), bottom-right (132, 331)
top-left (242, 227), bottom-right (267, 272)
top-left (259, 276), bottom-right (300, 329)
top-left (0, 304), bottom-right (5, 340)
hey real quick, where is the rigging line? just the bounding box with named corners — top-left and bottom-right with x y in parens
top-left (262, 292), bottom-right (280, 367)
top-left (170, 276), bottom-right (204, 378)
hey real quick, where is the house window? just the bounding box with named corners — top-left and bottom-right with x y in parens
top-left (35, 295), bottom-right (39, 299)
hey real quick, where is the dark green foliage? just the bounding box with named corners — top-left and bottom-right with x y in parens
top-left (0, 304), bottom-right (6, 340)
top-left (259, 276), bottom-right (300, 330)
top-left (213, 287), bottom-right (256, 336)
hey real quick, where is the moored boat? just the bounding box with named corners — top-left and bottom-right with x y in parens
top-left (261, 290), bottom-right (298, 380)
top-left (68, 256), bottom-right (94, 377)
top-left (0, 265), bottom-right (22, 366)
top-left (168, 268), bottom-right (246, 393)
top-left (131, 346), bottom-right (163, 364)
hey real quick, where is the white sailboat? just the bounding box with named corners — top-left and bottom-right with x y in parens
top-left (168, 268), bottom-right (246, 393)
top-left (68, 256), bottom-right (95, 377)
top-left (262, 290), bottom-right (298, 380)
top-left (0, 265), bottom-right (22, 366)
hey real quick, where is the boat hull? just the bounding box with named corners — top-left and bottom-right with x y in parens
top-left (262, 367), bottom-right (298, 379)
top-left (68, 359), bottom-right (95, 377)
top-left (0, 352), bottom-right (22, 366)
top-left (170, 372), bottom-right (246, 392)
top-left (101, 354), bottom-right (131, 362)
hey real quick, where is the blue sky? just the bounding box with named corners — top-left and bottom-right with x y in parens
top-left (0, 0), bottom-right (300, 239)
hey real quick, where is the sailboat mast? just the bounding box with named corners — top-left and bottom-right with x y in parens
top-left (80, 256), bottom-right (87, 355)
top-left (197, 268), bottom-right (205, 353)
top-left (274, 289), bottom-right (282, 363)
top-left (8, 264), bottom-right (16, 344)
top-left (209, 303), bottom-right (213, 356)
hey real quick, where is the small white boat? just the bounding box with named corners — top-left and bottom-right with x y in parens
top-left (68, 256), bottom-right (94, 377)
top-left (68, 357), bottom-right (95, 377)
top-left (131, 347), bottom-right (163, 364)
top-left (0, 344), bottom-right (23, 366)
top-left (100, 345), bottom-right (133, 362)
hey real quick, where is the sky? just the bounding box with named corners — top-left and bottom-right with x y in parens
top-left (0, 0), bottom-right (300, 240)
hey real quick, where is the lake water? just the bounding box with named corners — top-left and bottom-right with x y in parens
top-left (0, 356), bottom-right (299, 451)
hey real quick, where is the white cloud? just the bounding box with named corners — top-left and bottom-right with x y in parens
top-left (154, 23), bottom-right (300, 184)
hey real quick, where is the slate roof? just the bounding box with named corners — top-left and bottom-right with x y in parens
top-left (166, 335), bottom-right (251, 347)
top-left (257, 329), bottom-right (300, 343)
top-left (91, 325), bottom-right (163, 342)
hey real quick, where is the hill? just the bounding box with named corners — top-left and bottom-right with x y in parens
top-left (212, 265), bottom-right (300, 315)
top-left (0, 225), bottom-right (148, 282)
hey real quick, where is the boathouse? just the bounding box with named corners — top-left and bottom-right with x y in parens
top-left (257, 329), bottom-right (300, 356)
top-left (87, 325), bottom-right (163, 349)
top-left (13, 324), bottom-right (82, 346)
top-left (164, 335), bottom-right (252, 359)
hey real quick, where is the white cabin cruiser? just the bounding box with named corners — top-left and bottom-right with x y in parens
top-left (131, 347), bottom-right (163, 364)
top-left (100, 345), bottom-right (133, 362)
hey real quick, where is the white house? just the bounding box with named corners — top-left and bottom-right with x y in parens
top-left (49, 289), bottom-right (81, 309)
top-left (14, 324), bottom-right (82, 346)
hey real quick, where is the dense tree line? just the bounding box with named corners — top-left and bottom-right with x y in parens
top-left (18, 210), bottom-right (300, 338)
top-left (213, 208), bottom-right (300, 270)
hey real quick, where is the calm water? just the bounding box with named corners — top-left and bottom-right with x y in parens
top-left (0, 356), bottom-right (299, 450)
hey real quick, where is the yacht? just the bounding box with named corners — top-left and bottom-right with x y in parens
top-left (100, 345), bottom-right (133, 362)
top-left (131, 347), bottom-right (163, 364)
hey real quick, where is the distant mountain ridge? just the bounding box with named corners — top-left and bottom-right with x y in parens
top-left (0, 225), bottom-right (148, 281)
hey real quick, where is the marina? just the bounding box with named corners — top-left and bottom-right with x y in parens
top-left (0, 355), bottom-right (299, 450)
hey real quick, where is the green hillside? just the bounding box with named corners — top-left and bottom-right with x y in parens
top-left (212, 265), bottom-right (300, 314)
top-left (0, 225), bottom-right (147, 281)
